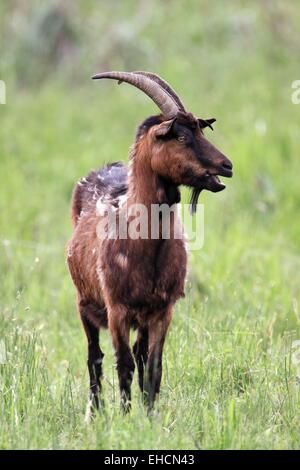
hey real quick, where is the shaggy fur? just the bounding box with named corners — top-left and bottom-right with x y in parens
top-left (67, 112), bottom-right (232, 413)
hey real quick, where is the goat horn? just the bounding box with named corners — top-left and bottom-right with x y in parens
top-left (92, 71), bottom-right (180, 119)
top-left (133, 71), bottom-right (186, 112)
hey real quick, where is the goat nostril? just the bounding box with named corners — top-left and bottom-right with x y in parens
top-left (222, 161), bottom-right (232, 170)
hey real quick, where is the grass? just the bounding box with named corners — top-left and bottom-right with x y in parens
top-left (1, 0), bottom-right (300, 450)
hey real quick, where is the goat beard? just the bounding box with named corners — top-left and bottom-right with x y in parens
top-left (189, 187), bottom-right (203, 214)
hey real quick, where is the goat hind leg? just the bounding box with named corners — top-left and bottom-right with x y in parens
top-left (79, 300), bottom-right (105, 419)
top-left (133, 327), bottom-right (148, 394)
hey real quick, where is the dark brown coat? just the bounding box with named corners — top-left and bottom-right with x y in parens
top-left (67, 112), bottom-right (232, 414)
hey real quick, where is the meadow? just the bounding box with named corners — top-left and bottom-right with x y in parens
top-left (0, 0), bottom-right (300, 449)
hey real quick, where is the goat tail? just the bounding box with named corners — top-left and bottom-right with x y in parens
top-left (71, 183), bottom-right (83, 227)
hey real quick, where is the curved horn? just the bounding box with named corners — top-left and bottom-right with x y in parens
top-left (133, 71), bottom-right (186, 111)
top-left (92, 71), bottom-right (179, 119)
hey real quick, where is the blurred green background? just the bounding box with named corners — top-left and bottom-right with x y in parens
top-left (0, 0), bottom-right (300, 450)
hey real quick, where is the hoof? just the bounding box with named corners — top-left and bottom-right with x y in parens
top-left (84, 398), bottom-right (95, 424)
top-left (84, 394), bottom-right (105, 423)
top-left (120, 394), bottom-right (131, 414)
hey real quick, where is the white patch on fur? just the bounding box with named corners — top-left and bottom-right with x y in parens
top-left (96, 265), bottom-right (105, 285)
top-left (67, 245), bottom-right (73, 258)
top-left (115, 253), bottom-right (128, 269)
top-left (96, 198), bottom-right (109, 217)
top-left (79, 209), bottom-right (87, 219)
top-left (117, 194), bottom-right (127, 208)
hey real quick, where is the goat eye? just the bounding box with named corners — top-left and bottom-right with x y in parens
top-left (177, 135), bottom-right (186, 143)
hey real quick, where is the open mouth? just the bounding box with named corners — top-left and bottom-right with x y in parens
top-left (189, 170), bottom-right (232, 213)
top-left (206, 174), bottom-right (226, 192)
top-left (205, 168), bottom-right (233, 192)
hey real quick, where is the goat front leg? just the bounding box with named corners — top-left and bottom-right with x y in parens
top-left (109, 306), bottom-right (135, 413)
top-left (144, 308), bottom-right (173, 412)
top-left (79, 300), bottom-right (105, 421)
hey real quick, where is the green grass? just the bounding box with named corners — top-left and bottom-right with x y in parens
top-left (1, 0), bottom-right (300, 449)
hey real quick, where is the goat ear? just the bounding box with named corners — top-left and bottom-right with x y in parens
top-left (154, 118), bottom-right (175, 137)
top-left (198, 118), bottom-right (216, 131)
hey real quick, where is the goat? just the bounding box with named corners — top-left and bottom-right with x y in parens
top-left (67, 71), bottom-right (233, 416)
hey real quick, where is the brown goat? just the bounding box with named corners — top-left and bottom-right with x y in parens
top-left (67, 71), bottom-right (232, 416)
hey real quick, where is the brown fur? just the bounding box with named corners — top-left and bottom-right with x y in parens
top-left (67, 112), bottom-right (232, 413)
